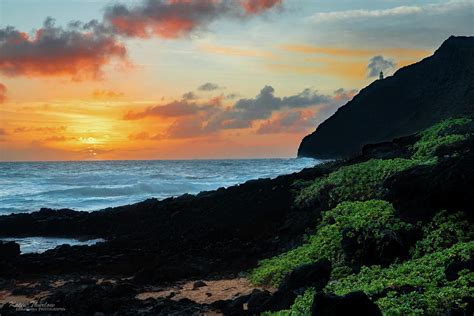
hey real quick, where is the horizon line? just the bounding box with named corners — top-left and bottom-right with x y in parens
top-left (0, 156), bottom-right (318, 163)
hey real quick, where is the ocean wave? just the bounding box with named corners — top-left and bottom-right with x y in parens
top-left (38, 182), bottom-right (196, 198)
top-left (0, 158), bottom-right (319, 214)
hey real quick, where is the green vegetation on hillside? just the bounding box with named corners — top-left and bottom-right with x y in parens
top-left (295, 158), bottom-right (420, 208)
top-left (249, 117), bottom-right (473, 315)
top-left (411, 211), bottom-right (473, 258)
top-left (327, 242), bottom-right (474, 315)
top-left (412, 117), bottom-right (471, 160)
top-left (249, 200), bottom-right (412, 286)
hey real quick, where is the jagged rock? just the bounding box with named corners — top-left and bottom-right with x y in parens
top-left (385, 140), bottom-right (474, 221)
top-left (0, 241), bottom-right (20, 259)
top-left (0, 166), bottom-right (336, 280)
top-left (311, 291), bottom-right (382, 316)
top-left (192, 280), bottom-right (207, 290)
top-left (341, 227), bottom-right (417, 270)
top-left (279, 259), bottom-right (331, 292)
top-left (246, 289), bottom-right (274, 314)
top-left (359, 135), bottom-right (419, 161)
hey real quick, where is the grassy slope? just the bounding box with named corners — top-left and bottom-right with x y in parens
top-left (250, 118), bottom-right (474, 315)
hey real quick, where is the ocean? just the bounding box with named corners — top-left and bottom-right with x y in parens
top-left (0, 158), bottom-right (318, 215)
top-left (0, 158), bottom-right (318, 253)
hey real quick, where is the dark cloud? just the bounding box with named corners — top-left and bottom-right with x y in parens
top-left (125, 85), bottom-right (353, 139)
top-left (182, 91), bottom-right (198, 100)
top-left (166, 116), bottom-right (210, 139)
top-left (0, 18), bottom-right (127, 80)
top-left (257, 110), bottom-right (315, 134)
top-left (0, 83), bottom-right (6, 103)
top-left (226, 93), bottom-right (240, 100)
top-left (333, 88), bottom-right (358, 102)
top-left (104, 0), bottom-right (283, 39)
top-left (123, 100), bottom-right (207, 120)
top-left (198, 82), bottom-right (222, 91)
top-left (0, 1), bottom-right (285, 80)
top-left (229, 85), bottom-right (329, 121)
top-left (367, 55), bottom-right (396, 77)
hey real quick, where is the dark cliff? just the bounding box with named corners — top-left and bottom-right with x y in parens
top-left (298, 36), bottom-right (474, 159)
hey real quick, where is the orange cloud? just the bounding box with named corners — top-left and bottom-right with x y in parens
top-left (240, 0), bottom-right (282, 14)
top-left (267, 60), bottom-right (367, 78)
top-left (44, 135), bottom-right (68, 142)
top-left (0, 18), bottom-right (128, 80)
top-left (257, 110), bottom-right (315, 134)
top-left (104, 0), bottom-right (284, 39)
top-left (13, 125), bottom-right (67, 133)
top-left (129, 131), bottom-right (154, 141)
top-left (124, 85), bottom-right (354, 142)
top-left (0, 83), bottom-right (6, 103)
top-left (109, 15), bottom-right (196, 39)
top-left (200, 43), bottom-right (276, 59)
top-left (281, 44), bottom-right (430, 59)
top-left (92, 89), bottom-right (124, 99)
top-left (271, 45), bottom-right (427, 79)
top-left (123, 100), bottom-right (204, 120)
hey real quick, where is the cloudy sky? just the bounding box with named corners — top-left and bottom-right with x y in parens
top-left (0, 0), bottom-right (472, 160)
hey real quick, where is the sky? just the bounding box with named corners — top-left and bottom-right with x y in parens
top-left (0, 0), bottom-right (472, 161)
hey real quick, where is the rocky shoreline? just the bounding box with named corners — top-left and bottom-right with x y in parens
top-left (1, 118), bottom-right (473, 315)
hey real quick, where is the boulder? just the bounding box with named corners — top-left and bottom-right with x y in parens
top-left (385, 143), bottom-right (474, 222)
top-left (311, 291), bottom-right (382, 316)
top-left (341, 227), bottom-right (416, 270)
top-left (279, 259), bottom-right (331, 292)
top-left (246, 289), bottom-right (274, 314)
top-left (0, 241), bottom-right (20, 259)
top-left (192, 280), bottom-right (207, 290)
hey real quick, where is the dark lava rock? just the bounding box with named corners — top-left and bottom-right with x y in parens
top-left (298, 36), bottom-right (474, 159)
top-left (279, 259), bottom-right (331, 292)
top-left (359, 134), bottom-right (420, 161)
top-left (445, 258), bottom-right (474, 281)
top-left (192, 280), bottom-right (207, 290)
top-left (246, 289), bottom-right (274, 314)
top-left (243, 261), bottom-right (332, 314)
top-left (32, 280), bottom-right (215, 316)
top-left (385, 140), bottom-right (474, 222)
top-left (311, 291), bottom-right (382, 316)
top-left (262, 290), bottom-right (298, 312)
top-left (42, 281), bottom-right (137, 314)
top-left (0, 241), bottom-right (20, 259)
top-left (212, 288), bottom-right (297, 316)
top-left (0, 162), bottom-right (338, 281)
top-left (341, 227), bottom-right (417, 270)
top-left (212, 292), bottom-right (253, 316)
top-left (109, 282), bottom-right (137, 297)
top-left (149, 298), bottom-right (211, 316)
